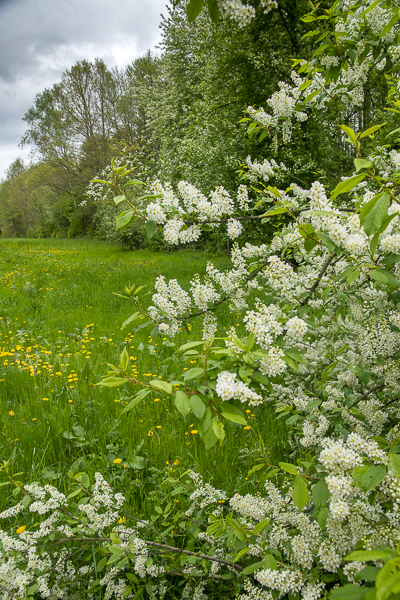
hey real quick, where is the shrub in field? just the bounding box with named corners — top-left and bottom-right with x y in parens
top-left (2, 1), bottom-right (400, 599)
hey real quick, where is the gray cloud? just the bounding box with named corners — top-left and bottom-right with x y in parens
top-left (0, 0), bottom-right (167, 179)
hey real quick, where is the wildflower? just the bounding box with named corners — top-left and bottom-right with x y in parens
top-left (174, 459), bottom-right (179, 466)
top-left (191, 430), bottom-right (198, 435)
top-left (16, 526), bottom-right (26, 534)
top-left (118, 516), bottom-right (126, 524)
top-left (8, 411), bottom-right (14, 416)
top-left (113, 458), bottom-right (122, 464)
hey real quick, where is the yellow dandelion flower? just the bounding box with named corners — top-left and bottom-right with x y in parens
top-left (113, 458), bottom-right (122, 464)
top-left (118, 516), bottom-right (126, 524)
top-left (16, 526), bottom-right (26, 534)
top-left (191, 430), bottom-right (198, 435)
top-left (174, 459), bottom-right (179, 466)
top-left (8, 411), bottom-right (14, 416)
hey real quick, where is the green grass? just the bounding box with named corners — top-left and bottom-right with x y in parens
top-left (0, 238), bottom-right (286, 516)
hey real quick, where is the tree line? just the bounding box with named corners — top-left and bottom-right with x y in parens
top-left (0, 0), bottom-right (387, 243)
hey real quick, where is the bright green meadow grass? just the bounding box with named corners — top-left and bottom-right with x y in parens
top-left (0, 238), bottom-right (286, 516)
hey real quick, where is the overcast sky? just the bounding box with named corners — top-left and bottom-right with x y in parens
top-left (0, 0), bottom-right (167, 180)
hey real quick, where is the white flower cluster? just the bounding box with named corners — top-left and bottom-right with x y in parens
top-left (216, 370), bottom-right (263, 406)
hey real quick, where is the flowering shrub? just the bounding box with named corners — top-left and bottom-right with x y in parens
top-left (1, 0), bottom-right (400, 598)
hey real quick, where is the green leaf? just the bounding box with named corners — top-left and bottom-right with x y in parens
top-left (174, 390), bottom-right (191, 417)
top-left (354, 158), bottom-right (373, 172)
top-left (124, 179), bottom-right (145, 186)
top-left (285, 348), bottom-right (306, 364)
top-left (96, 377), bottom-right (129, 388)
top-left (242, 561), bottom-right (265, 575)
top-left (360, 123), bottom-right (386, 138)
top-left (381, 254), bottom-right (400, 265)
top-left (317, 506), bottom-right (329, 531)
top-left (220, 403), bottom-right (247, 426)
top-left (292, 475), bottom-right (309, 511)
top-left (183, 367), bottom-right (204, 381)
top-left (376, 559), bottom-right (400, 600)
top-left (354, 566), bottom-right (380, 583)
top-left (249, 371), bottom-right (271, 389)
top-left (304, 237), bottom-right (318, 252)
top-left (119, 347), bottom-right (129, 371)
top-left (207, 0), bottom-right (219, 21)
top-left (284, 354), bottom-right (299, 371)
top-left (203, 426), bottom-right (218, 449)
top-left (150, 379), bottom-right (173, 395)
top-left (263, 554), bottom-right (277, 570)
top-left (347, 268), bottom-right (360, 283)
top-left (340, 125), bottom-right (357, 144)
top-left (279, 462), bottom-right (298, 475)
top-left (317, 231), bottom-right (337, 253)
top-left (363, 194), bottom-right (390, 236)
top-left (359, 193), bottom-right (382, 226)
top-left (113, 195), bottom-right (127, 205)
top-left (252, 518), bottom-right (271, 535)
top-left (312, 480), bottom-right (330, 509)
top-left (145, 220), bottom-right (156, 239)
top-left (352, 465), bottom-right (369, 487)
top-left (97, 556), bottom-right (108, 572)
top-left (121, 312), bottom-right (141, 329)
top-left (179, 341), bottom-right (204, 352)
top-left (346, 550), bottom-right (395, 562)
top-left (22, 494), bottom-right (31, 507)
top-left (233, 547), bottom-right (249, 563)
top-left (121, 390), bottom-right (151, 415)
top-left (331, 174), bottom-right (366, 199)
top-left (263, 207), bottom-right (288, 217)
top-left (186, 0), bottom-right (203, 21)
top-left (361, 465), bottom-right (386, 491)
top-left (382, 11), bottom-right (400, 37)
top-left (389, 452), bottom-right (400, 477)
top-left (190, 395), bottom-right (206, 419)
top-left (369, 269), bottom-right (398, 287)
top-left (116, 209), bottom-right (136, 232)
top-left (329, 583), bottom-right (370, 599)
top-left (212, 420), bottom-right (225, 442)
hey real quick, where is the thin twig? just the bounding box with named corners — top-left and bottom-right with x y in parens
top-left (179, 261), bottom-right (269, 321)
top-left (299, 254), bottom-right (337, 307)
top-left (0, 583), bottom-right (17, 599)
top-left (353, 383), bottom-right (385, 405)
top-left (144, 540), bottom-right (244, 572)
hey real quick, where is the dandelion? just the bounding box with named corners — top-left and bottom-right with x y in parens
top-left (16, 526), bottom-right (26, 534)
top-left (8, 411), bottom-right (14, 416)
top-left (118, 516), bottom-right (126, 524)
top-left (113, 458), bottom-right (122, 464)
top-left (191, 430), bottom-right (198, 435)
top-left (174, 459), bottom-right (179, 466)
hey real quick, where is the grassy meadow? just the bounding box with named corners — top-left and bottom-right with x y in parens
top-left (0, 238), bottom-right (286, 517)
